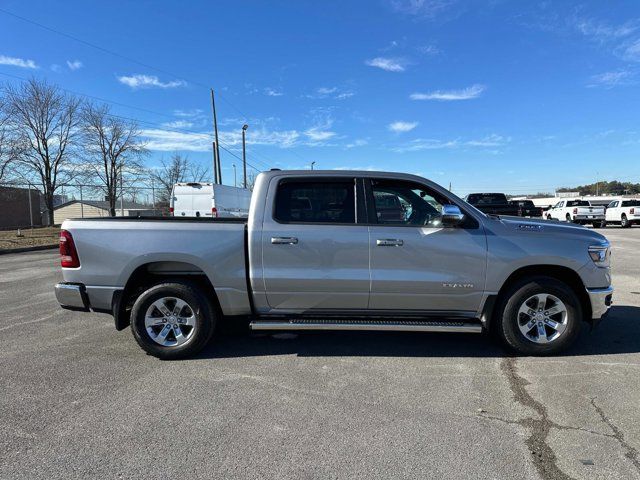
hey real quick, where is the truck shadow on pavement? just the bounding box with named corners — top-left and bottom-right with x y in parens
top-left (196, 305), bottom-right (640, 359)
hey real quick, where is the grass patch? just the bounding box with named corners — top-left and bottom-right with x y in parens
top-left (0, 227), bottom-right (60, 251)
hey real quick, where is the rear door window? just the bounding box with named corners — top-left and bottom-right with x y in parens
top-left (274, 180), bottom-right (356, 224)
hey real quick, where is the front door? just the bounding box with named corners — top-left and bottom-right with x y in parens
top-left (367, 178), bottom-right (487, 314)
top-left (261, 177), bottom-right (370, 312)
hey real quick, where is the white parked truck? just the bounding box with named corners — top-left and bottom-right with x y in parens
top-left (605, 198), bottom-right (640, 228)
top-left (544, 199), bottom-right (605, 228)
top-left (170, 183), bottom-right (251, 218)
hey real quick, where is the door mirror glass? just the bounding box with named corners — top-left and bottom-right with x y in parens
top-left (442, 204), bottom-right (465, 227)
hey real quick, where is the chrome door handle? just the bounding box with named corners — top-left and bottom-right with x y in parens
top-left (376, 239), bottom-right (403, 247)
top-left (271, 236), bottom-right (298, 245)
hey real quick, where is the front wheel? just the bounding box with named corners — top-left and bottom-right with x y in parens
top-left (495, 277), bottom-right (582, 355)
top-left (130, 280), bottom-right (216, 359)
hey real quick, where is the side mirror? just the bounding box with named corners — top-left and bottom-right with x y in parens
top-left (442, 204), bottom-right (465, 227)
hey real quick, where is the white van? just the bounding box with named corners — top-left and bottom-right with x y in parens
top-left (170, 183), bottom-right (251, 218)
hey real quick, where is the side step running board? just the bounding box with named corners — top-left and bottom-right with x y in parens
top-left (250, 319), bottom-right (483, 334)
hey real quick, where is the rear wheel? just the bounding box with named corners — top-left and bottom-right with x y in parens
top-left (593, 221), bottom-right (605, 228)
top-left (495, 277), bottom-right (582, 355)
top-left (621, 214), bottom-right (630, 228)
top-left (130, 281), bottom-right (216, 359)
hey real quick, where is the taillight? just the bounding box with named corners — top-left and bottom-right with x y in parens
top-left (59, 230), bottom-right (80, 268)
top-left (631, 208), bottom-right (635, 215)
top-left (212, 207), bottom-right (218, 218)
top-left (573, 208), bottom-right (578, 215)
top-left (169, 207), bottom-right (174, 214)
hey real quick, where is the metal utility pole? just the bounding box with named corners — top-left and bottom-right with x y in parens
top-left (311, 161), bottom-right (316, 170)
top-left (242, 124), bottom-right (248, 189)
top-left (233, 164), bottom-right (237, 187)
top-left (27, 183), bottom-right (33, 229)
top-left (210, 89), bottom-right (222, 184)
top-left (119, 164), bottom-right (124, 216)
top-left (212, 141), bottom-right (218, 184)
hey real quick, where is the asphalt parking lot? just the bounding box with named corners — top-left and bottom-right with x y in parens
top-left (1, 227), bottom-right (639, 480)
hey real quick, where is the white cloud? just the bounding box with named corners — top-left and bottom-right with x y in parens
top-left (345, 139), bottom-right (369, 149)
top-left (161, 120), bottom-right (195, 129)
top-left (389, 0), bottom-right (453, 18)
top-left (417, 44), bottom-right (440, 55)
top-left (388, 121), bottom-right (418, 133)
top-left (392, 138), bottom-right (458, 152)
top-left (142, 129), bottom-right (211, 151)
top-left (264, 87), bottom-right (283, 96)
top-left (305, 86), bottom-right (354, 99)
top-left (174, 109), bottom-right (203, 118)
top-left (465, 134), bottom-right (509, 147)
top-left (118, 74), bottom-right (186, 89)
top-left (392, 133), bottom-right (509, 152)
top-left (142, 126), bottom-right (305, 152)
top-left (573, 17), bottom-right (639, 40)
top-left (623, 39), bottom-right (640, 61)
top-left (365, 57), bottom-right (407, 72)
top-left (317, 87), bottom-right (338, 95)
top-left (0, 54), bottom-right (38, 69)
top-left (66, 60), bottom-right (83, 71)
top-left (410, 84), bottom-right (485, 101)
top-left (587, 70), bottom-right (635, 88)
top-left (305, 127), bottom-right (336, 142)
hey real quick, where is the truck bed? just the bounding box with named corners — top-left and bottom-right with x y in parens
top-left (60, 217), bottom-right (251, 316)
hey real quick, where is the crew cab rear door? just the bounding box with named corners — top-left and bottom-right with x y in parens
top-left (366, 178), bottom-right (487, 314)
top-left (260, 177), bottom-right (370, 312)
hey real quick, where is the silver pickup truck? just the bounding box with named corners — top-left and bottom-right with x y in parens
top-left (55, 170), bottom-right (613, 359)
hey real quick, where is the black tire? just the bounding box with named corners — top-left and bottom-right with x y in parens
top-left (565, 213), bottom-right (571, 222)
top-left (130, 280), bottom-right (216, 359)
top-left (546, 214), bottom-right (552, 220)
top-left (494, 276), bottom-right (582, 356)
top-left (593, 221), bottom-right (605, 228)
top-left (621, 214), bottom-right (630, 228)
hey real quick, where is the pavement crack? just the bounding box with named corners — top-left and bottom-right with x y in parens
top-left (477, 413), bottom-right (615, 440)
top-left (500, 357), bottom-right (575, 480)
top-left (590, 397), bottom-right (640, 473)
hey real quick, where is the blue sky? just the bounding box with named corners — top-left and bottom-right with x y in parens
top-left (1, 0), bottom-right (640, 195)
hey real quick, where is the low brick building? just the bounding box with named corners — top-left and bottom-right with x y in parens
top-left (0, 186), bottom-right (44, 229)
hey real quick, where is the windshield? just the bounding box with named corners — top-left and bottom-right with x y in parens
top-left (566, 200), bottom-right (590, 207)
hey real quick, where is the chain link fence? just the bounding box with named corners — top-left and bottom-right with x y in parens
top-left (0, 181), bottom-right (170, 229)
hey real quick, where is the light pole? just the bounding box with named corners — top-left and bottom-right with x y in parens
top-left (233, 164), bottom-right (237, 187)
top-left (242, 124), bottom-right (248, 189)
top-left (311, 161), bottom-right (316, 170)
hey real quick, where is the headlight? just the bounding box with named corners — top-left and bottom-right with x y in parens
top-left (588, 244), bottom-right (610, 268)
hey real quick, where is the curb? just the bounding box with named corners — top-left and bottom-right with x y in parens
top-left (0, 244), bottom-right (58, 255)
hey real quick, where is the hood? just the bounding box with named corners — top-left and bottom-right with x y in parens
top-left (491, 215), bottom-right (609, 244)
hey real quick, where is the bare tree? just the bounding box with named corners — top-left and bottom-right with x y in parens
top-left (0, 95), bottom-right (14, 181)
top-left (82, 102), bottom-right (147, 216)
top-left (151, 153), bottom-right (210, 202)
top-left (4, 78), bottom-right (81, 224)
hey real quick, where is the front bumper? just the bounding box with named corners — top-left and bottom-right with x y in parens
top-left (55, 283), bottom-right (89, 311)
top-left (587, 286), bottom-right (613, 319)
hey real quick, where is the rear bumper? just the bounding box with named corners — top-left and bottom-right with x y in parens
top-left (55, 282), bottom-right (121, 312)
top-left (587, 286), bottom-right (613, 319)
top-left (55, 283), bottom-right (89, 311)
top-left (574, 215), bottom-right (605, 221)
